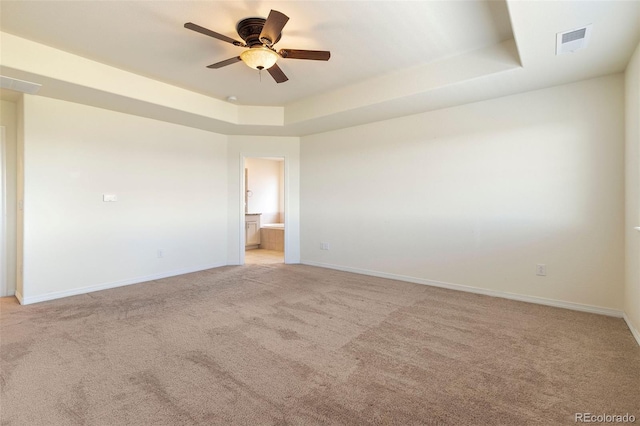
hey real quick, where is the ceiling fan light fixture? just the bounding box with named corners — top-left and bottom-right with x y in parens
top-left (240, 47), bottom-right (278, 70)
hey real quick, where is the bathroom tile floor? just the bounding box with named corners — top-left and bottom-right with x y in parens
top-left (245, 249), bottom-right (284, 265)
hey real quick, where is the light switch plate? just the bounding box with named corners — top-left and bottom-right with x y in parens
top-left (103, 194), bottom-right (117, 202)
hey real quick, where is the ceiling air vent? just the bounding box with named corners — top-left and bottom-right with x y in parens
top-left (0, 75), bottom-right (42, 94)
top-left (556, 25), bottom-right (592, 55)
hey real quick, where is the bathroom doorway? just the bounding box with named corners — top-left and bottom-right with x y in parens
top-left (243, 157), bottom-right (285, 265)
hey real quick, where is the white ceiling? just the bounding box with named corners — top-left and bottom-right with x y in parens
top-left (0, 0), bottom-right (513, 106)
top-left (1, 1), bottom-right (639, 136)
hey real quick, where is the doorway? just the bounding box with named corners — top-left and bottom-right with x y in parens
top-left (243, 156), bottom-right (285, 265)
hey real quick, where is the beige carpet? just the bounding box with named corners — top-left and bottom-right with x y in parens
top-left (1, 264), bottom-right (639, 425)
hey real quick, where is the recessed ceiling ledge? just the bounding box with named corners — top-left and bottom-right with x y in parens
top-left (0, 32), bottom-right (288, 127)
top-left (284, 39), bottom-right (521, 126)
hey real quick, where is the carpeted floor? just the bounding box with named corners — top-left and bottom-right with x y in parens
top-left (1, 264), bottom-right (639, 425)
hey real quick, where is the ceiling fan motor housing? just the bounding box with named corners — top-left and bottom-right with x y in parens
top-left (236, 17), bottom-right (281, 47)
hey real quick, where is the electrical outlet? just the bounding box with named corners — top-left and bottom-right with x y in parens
top-left (536, 264), bottom-right (546, 276)
top-left (157, 249), bottom-right (164, 258)
top-left (321, 242), bottom-right (330, 250)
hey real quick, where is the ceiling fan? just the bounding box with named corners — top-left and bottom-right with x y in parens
top-left (184, 10), bottom-right (331, 83)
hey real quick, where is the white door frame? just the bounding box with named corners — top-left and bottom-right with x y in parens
top-left (0, 126), bottom-right (7, 296)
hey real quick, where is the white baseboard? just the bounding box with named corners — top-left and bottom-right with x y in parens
top-left (19, 263), bottom-right (226, 305)
top-left (623, 313), bottom-right (640, 347)
top-left (301, 260), bottom-right (623, 318)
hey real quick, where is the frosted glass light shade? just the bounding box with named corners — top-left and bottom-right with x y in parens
top-left (240, 47), bottom-right (278, 70)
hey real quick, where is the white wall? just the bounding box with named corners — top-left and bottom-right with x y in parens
top-left (20, 95), bottom-right (228, 303)
top-left (301, 75), bottom-right (625, 313)
top-left (625, 41), bottom-right (640, 340)
top-left (0, 99), bottom-right (18, 296)
top-left (245, 157), bottom-right (284, 224)
top-left (227, 136), bottom-right (300, 265)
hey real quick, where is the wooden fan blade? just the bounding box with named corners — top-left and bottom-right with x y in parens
top-left (267, 63), bottom-right (289, 83)
top-left (207, 57), bottom-right (242, 69)
top-left (259, 10), bottom-right (289, 46)
top-left (185, 22), bottom-right (244, 46)
top-left (278, 49), bottom-right (331, 61)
